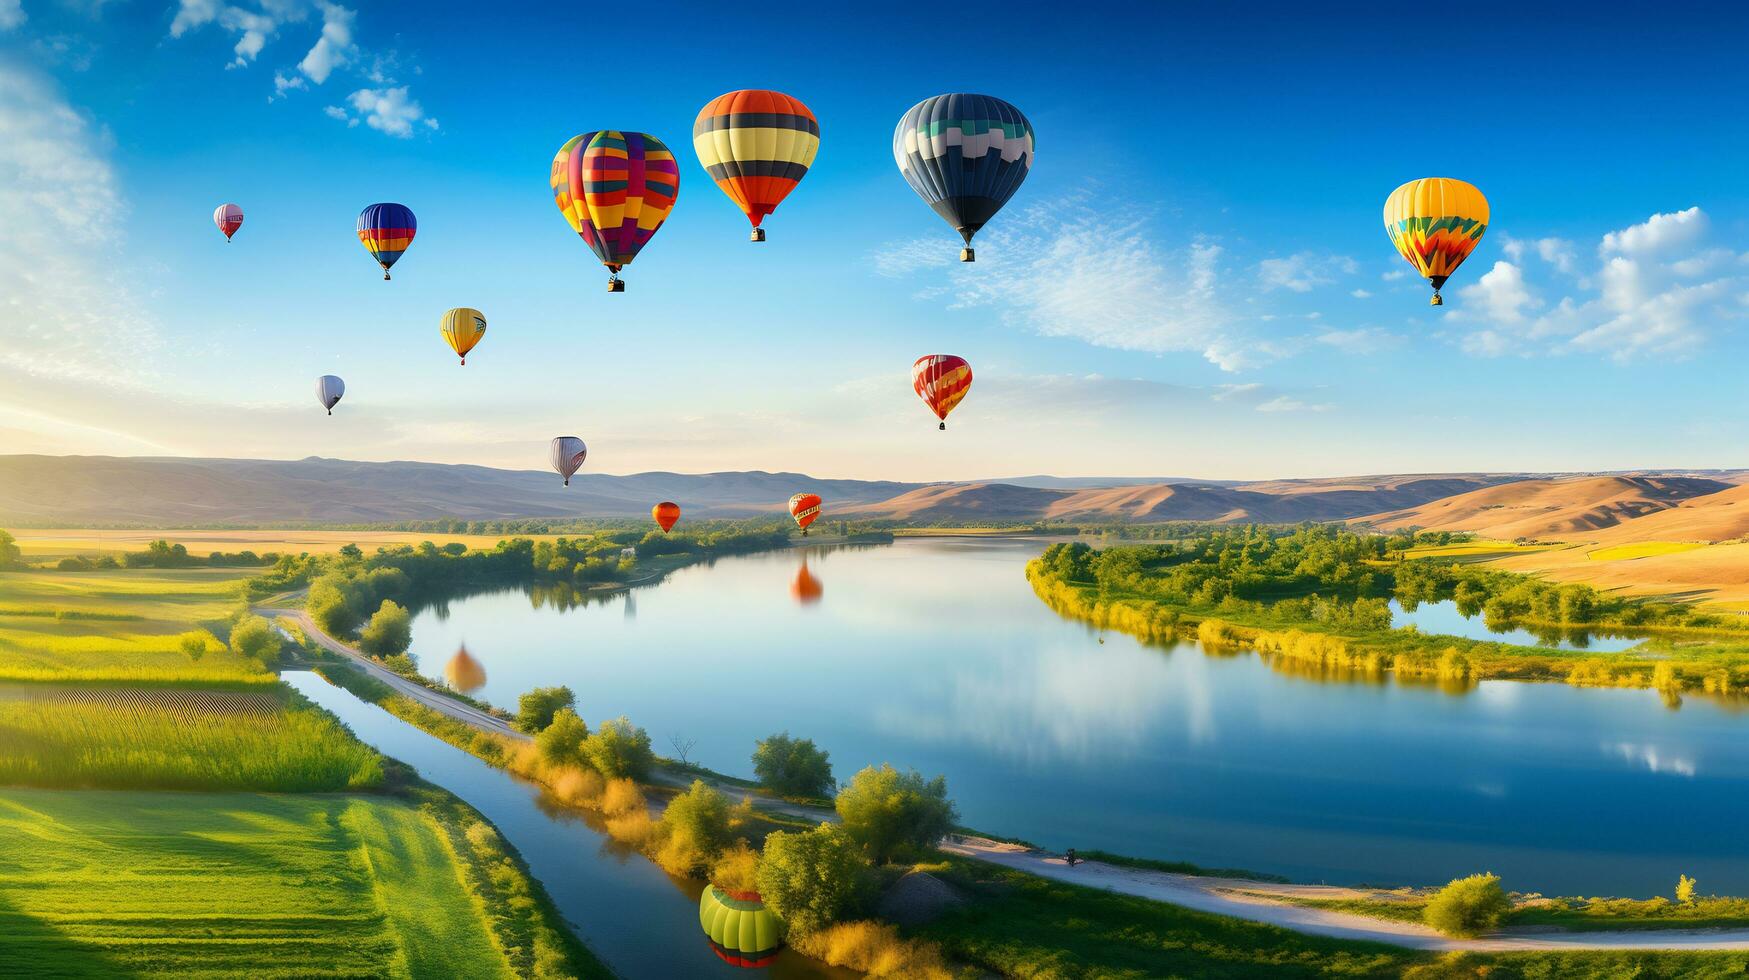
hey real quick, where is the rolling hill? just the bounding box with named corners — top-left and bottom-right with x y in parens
top-left (1352, 476), bottom-right (1734, 540)
top-left (1579, 482), bottom-right (1749, 544)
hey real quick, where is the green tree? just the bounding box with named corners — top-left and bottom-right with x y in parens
top-left (357, 600), bottom-right (412, 657)
top-left (582, 715), bottom-right (655, 779)
top-left (755, 825), bottom-right (871, 935)
top-left (229, 616), bottom-right (281, 662)
top-left (834, 764), bottom-right (957, 863)
top-left (177, 631), bottom-right (212, 661)
top-left (515, 686), bottom-right (577, 734)
top-left (535, 708), bottom-right (589, 768)
top-left (338, 543), bottom-right (364, 561)
top-left (1677, 874), bottom-right (1697, 904)
top-left (1423, 873), bottom-right (1511, 938)
top-left (0, 529), bottom-right (21, 569)
top-left (658, 779), bottom-right (734, 874)
top-left (752, 732), bottom-right (834, 798)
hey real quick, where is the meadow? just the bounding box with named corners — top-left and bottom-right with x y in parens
top-left (8, 527), bottom-right (563, 561)
top-left (0, 788), bottom-right (516, 978)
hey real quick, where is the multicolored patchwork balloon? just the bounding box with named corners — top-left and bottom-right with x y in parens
top-left (213, 203), bottom-right (243, 242)
top-left (1383, 178), bottom-right (1489, 306)
top-left (440, 307), bottom-right (486, 366)
top-left (893, 94), bottom-right (1034, 262)
top-left (693, 89), bottom-right (819, 241)
top-left (788, 492), bottom-right (821, 536)
top-left (912, 354), bottom-right (972, 430)
top-left (357, 203), bottom-right (416, 280)
top-left (551, 131), bottom-right (680, 291)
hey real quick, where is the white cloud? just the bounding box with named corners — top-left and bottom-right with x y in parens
top-left (1212, 383), bottom-right (1262, 401)
top-left (1256, 396), bottom-right (1331, 414)
top-left (1256, 252), bottom-right (1357, 293)
top-left (1381, 268), bottom-right (1408, 281)
top-left (1349, 288), bottom-right (1371, 299)
top-left (1451, 208), bottom-right (1742, 361)
top-left (1316, 327), bottom-right (1399, 355)
top-left (0, 0), bottom-right (25, 31)
top-left (0, 62), bottom-right (161, 385)
top-left (876, 198), bottom-right (1277, 372)
top-left (323, 103), bottom-right (356, 125)
top-left (340, 85), bottom-right (430, 138)
top-left (271, 70), bottom-right (305, 98)
top-left (297, 0), bottom-right (354, 84)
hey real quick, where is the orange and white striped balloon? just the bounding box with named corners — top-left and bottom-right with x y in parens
top-left (912, 354), bottom-right (972, 430)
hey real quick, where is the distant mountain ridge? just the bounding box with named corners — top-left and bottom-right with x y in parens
top-left (1352, 476), bottom-right (1736, 540)
top-left (4, 455), bottom-right (1745, 528)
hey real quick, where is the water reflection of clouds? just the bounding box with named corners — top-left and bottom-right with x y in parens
top-left (871, 641), bottom-right (1202, 765)
top-left (1607, 741), bottom-right (1697, 777)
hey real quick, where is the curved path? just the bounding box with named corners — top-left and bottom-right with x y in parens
top-left (943, 836), bottom-right (1749, 952)
top-left (266, 599), bottom-right (1749, 953)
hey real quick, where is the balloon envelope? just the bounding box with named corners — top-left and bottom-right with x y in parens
top-left (441, 308), bottom-right (487, 365)
top-left (550, 436), bottom-right (587, 486)
top-left (550, 132), bottom-right (679, 280)
top-left (213, 203), bottom-right (243, 241)
top-left (788, 492), bottom-right (822, 532)
top-left (693, 90), bottom-right (819, 234)
top-left (1383, 178), bottom-right (1488, 304)
top-left (315, 375), bottom-right (345, 414)
top-left (653, 501), bottom-right (681, 533)
top-left (357, 203), bottom-right (417, 278)
top-left (893, 94), bottom-right (1034, 247)
top-left (912, 354), bottom-right (972, 426)
top-left (699, 885), bottom-right (783, 968)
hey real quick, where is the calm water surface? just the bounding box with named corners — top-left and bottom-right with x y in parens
top-left (405, 537), bottom-right (1749, 896)
top-left (284, 672), bottom-right (852, 980)
top-left (1389, 599), bottom-right (1647, 652)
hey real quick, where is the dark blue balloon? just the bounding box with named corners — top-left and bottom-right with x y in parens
top-left (893, 94), bottom-right (1035, 245)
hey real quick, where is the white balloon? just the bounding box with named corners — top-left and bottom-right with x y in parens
top-left (316, 375), bottom-right (345, 415)
top-left (550, 436), bottom-right (587, 486)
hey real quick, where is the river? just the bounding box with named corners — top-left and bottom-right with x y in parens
top-left (387, 536), bottom-right (1749, 897)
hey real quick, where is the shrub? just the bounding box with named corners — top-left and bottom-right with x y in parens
top-left (835, 764), bottom-right (957, 863)
top-left (177, 631), bottom-right (213, 661)
top-left (357, 600), bottom-right (412, 657)
top-left (601, 777), bottom-right (644, 817)
top-left (756, 824), bottom-right (872, 935)
top-left (535, 708), bottom-right (589, 768)
top-left (229, 616), bottom-right (281, 662)
top-left (549, 767), bottom-right (605, 808)
top-left (1678, 874), bottom-right (1697, 904)
top-left (711, 841), bottom-right (761, 893)
top-left (789, 921), bottom-right (953, 979)
top-left (583, 715), bottom-right (654, 779)
top-left (752, 732), bottom-right (834, 798)
top-left (1423, 873), bottom-right (1511, 938)
top-left (515, 686), bottom-right (576, 734)
top-left (655, 780), bottom-right (733, 876)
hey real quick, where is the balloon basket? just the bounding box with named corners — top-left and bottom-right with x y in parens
top-left (750, 228), bottom-right (766, 243)
top-left (939, 421), bottom-right (946, 431)
top-left (1430, 293), bottom-right (1443, 307)
top-left (960, 247), bottom-right (975, 262)
top-left (608, 278), bottom-right (625, 293)
top-left (383, 271), bottom-right (392, 281)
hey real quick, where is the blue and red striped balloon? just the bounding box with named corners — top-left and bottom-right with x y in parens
top-left (357, 203), bottom-right (417, 280)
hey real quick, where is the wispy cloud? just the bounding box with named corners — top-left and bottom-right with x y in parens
top-left (1455, 206), bottom-right (1745, 360)
top-left (1256, 252), bottom-right (1358, 293)
top-left (0, 0), bottom-right (25, 31)
top-left (872, 196), bottom-right (1281, 372)
top-left (1255, 395), bottom-right (1331, 414)
top-left (329, 86), bottom-right (435, 137)
top-left (0, 61), bottom-right (161, 385)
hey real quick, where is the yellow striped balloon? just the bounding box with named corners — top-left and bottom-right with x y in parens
top-left (440, 308), bottom-right (487, 366)
top-left (1383, 178), bottom-right (1489, 306)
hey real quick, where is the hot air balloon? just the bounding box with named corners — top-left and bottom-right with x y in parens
top-left (213, 203), bottom-right (243, 242)
top-left (912, 354), bottom-right (972, 430)
top-left (693, 90), bottom-right (819, 242)
top-left (1383, 178), bottom-right (1489, 306)
top-left (444, 645), bottom-right (486, 694)
top-left (550, 131), bottom-right (680, 291)
top-left (893, 94), bottom-right (1034, 262)
top-left (790, 560), bottom-right (823, 605)
top-left (699, 885), bottom-right (784, 968)
top-left (788, 493), bottom-right (821, 536)
top-left (357, 203), bottom-right (416, 280)
top-left (550, 436), bottom-right (587, 486)
top-left (441, 308), bottom-right (487, 366)
top-left (316, 375), bottom-right (345, 415)
top-left (653, 501), bottom-right (681, 533)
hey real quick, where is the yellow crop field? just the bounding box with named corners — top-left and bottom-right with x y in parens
top-left (1587, 541), bottom-right (1708, 562)
top-left (10, 527), bottom-right (564, 558)
top-left (1398, 539), bottom-right (1559, 560)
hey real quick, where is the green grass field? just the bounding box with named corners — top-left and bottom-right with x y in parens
top-left (0, 788), bottom-right (512, 979)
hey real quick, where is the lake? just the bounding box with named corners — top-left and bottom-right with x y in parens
top-left (405, 537), bottom-right (1749, 896)
top-left (1388, 598), bottom-right (1648, 652)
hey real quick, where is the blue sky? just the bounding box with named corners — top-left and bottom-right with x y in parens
top-left (3, 1), bottom-right (1748, 481)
